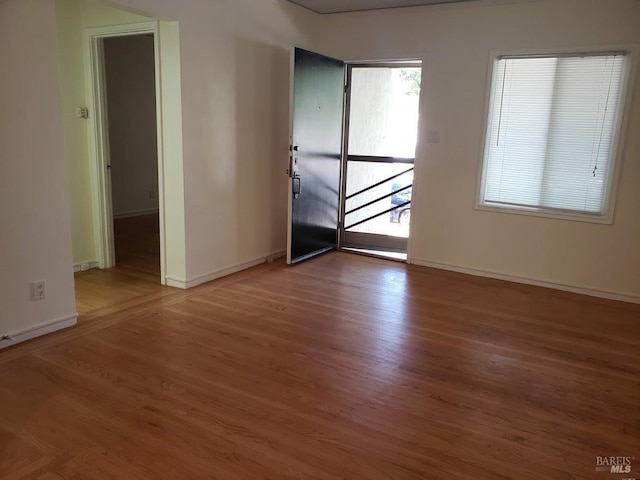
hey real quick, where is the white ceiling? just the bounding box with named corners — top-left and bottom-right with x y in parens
top-left (286, 0), bottom-right (480, 14)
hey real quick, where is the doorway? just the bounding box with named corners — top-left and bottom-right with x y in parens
top-left (85, 22), bottom-right (167, 282)
top-left (340, 63), bottom-right (422, 260)
top-left (72, 16), bottom-right (189, 315)
top-left (102, 34), bottom-right (160, 279)
top-left (286, 50), bottom-right (422, 265)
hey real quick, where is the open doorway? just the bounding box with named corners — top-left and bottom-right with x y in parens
top-left (72, 26), bottom-right (165, 316)
top-left (102, 34), bottom-right (160, 279)
top-left (84, 22), bottom-right (167, 284)
top-left (340, 63), bottom-right (422, 261)
top-left (286, 51), bottom-right (422, 265)
top-left (58, 4), bottom-right (185, 315)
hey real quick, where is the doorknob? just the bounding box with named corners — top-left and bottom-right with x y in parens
top-left (292, 173), bottom-right (301, 199)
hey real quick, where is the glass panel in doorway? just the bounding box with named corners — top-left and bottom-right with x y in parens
top-left (344, 163), bottom-right (413, 237)
top-left (341, 65), bottom-right (421, 256)
top-left (348, 67), bottom-right (421, 158)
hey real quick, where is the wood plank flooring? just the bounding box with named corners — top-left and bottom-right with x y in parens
top-left (113, 213), bottom-right (161, 279)
top-left (73, 213), bottom-right (162, 317)
top-left (1, 252), bottom-right (639, 479)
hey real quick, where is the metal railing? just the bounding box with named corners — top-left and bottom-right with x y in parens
top-left (344, 158), bottom-right (414, 231)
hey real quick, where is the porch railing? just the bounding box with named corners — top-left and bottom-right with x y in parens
top-left (344, 156), bottom-right (414, 231)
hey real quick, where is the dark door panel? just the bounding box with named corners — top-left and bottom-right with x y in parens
top-left (288, 48), bottom-right (345, 264)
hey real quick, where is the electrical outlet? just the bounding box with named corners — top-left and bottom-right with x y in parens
top-left (77, 107), bottom-right (89, 119)
top-left (32, 281), bottom-right (46, 301)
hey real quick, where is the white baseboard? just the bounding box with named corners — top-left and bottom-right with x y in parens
top-left (165, 277), bottom-right (187, 289)
top-left (113, 208), bottom-right (159, 220)
top-left (410, 259), bottom-right (640, 305)
top-left (166, 250), bottom-right (286, 290)
top-left (0, 314), bottom-right (78, 350)
top-left (73, 260), bottom-right (100, 273)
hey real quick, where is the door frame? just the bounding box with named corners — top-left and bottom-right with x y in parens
top-left (85, 22), bottom-right (166, 282)
top-left (339, 61), bottom-right (423, 257)
top-left (286, 47), bottom-right (295, 265)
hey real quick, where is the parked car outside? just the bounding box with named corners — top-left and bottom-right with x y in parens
top-left (390, 183), bottom-right (411, 225)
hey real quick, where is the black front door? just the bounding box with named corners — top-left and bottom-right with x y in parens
top-left (287, 48), bottom-right (345, 264)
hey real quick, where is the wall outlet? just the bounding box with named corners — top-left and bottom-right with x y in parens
top-left (32, 281), bottom-right (46, 301)
top-left (77, 107), bottom-right (89, 119)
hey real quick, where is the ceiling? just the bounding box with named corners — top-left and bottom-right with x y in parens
top-left (285, 0), bottom-right (480, 14)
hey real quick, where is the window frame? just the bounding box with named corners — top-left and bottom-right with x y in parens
top-left (475, 47), bottom-right (636, 224)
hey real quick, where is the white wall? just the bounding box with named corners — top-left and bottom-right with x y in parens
top-left (57, 0), bottom-right (96, 267)
top-left (1, 0), bottom-right (318, 345)
top-left (0, 0), bottom-right (77, 345)
top-left (56, 0), bottom-right (156, 267)
top-left (81, 0), bottom-right (152, 26)
top-left (102, 0), bottom-right (321, 285)
top-left (320, 0), bottom-right (640, 299)
top-left (103, 35), bottom-right (159, 218)
top-left (57, 0), bottom-right (319, 286)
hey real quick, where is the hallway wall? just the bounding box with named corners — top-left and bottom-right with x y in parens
top-left (104, 34), bottom-right (159, 219)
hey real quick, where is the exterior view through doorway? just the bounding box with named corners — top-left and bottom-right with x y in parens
top-left (286, 49), bottom-right (422, 266)
top-left (340, 63), bottom-right (422, 260)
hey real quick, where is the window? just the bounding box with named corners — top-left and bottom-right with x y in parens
top-left (479, 51), bottom-right (630, 220)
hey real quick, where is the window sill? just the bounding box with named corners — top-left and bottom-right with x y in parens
top-left (474, 203), bottom-right (614, 225)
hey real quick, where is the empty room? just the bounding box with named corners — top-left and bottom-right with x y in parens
top-left (1, 0), bottom-right (638, 478)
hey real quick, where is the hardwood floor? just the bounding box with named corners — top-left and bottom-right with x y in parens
top-left (72, 213), bottom-right (162, 317)
top-left (73, 265), bottom-right (163, 318)
top-left (1, 252), bottom-right (639, 479)
top-left (113, 213), bottom-right (161, 278)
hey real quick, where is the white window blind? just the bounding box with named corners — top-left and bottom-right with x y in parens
top-left (481, 53), bottom-right (628, 216)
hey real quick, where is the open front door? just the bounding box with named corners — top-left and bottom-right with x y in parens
top-left (287, 48), bottom-right (345, 265)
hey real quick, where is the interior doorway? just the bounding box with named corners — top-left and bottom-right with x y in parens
top-left (340, 63), bottom-right (422, 260)
top-left (85, 22), bottom-right (166, 283)
top-left (103, 34), bottom-right (160, 279)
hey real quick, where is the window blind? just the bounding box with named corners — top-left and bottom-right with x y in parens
top-left (482, 53), bottom-right (627, 215)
